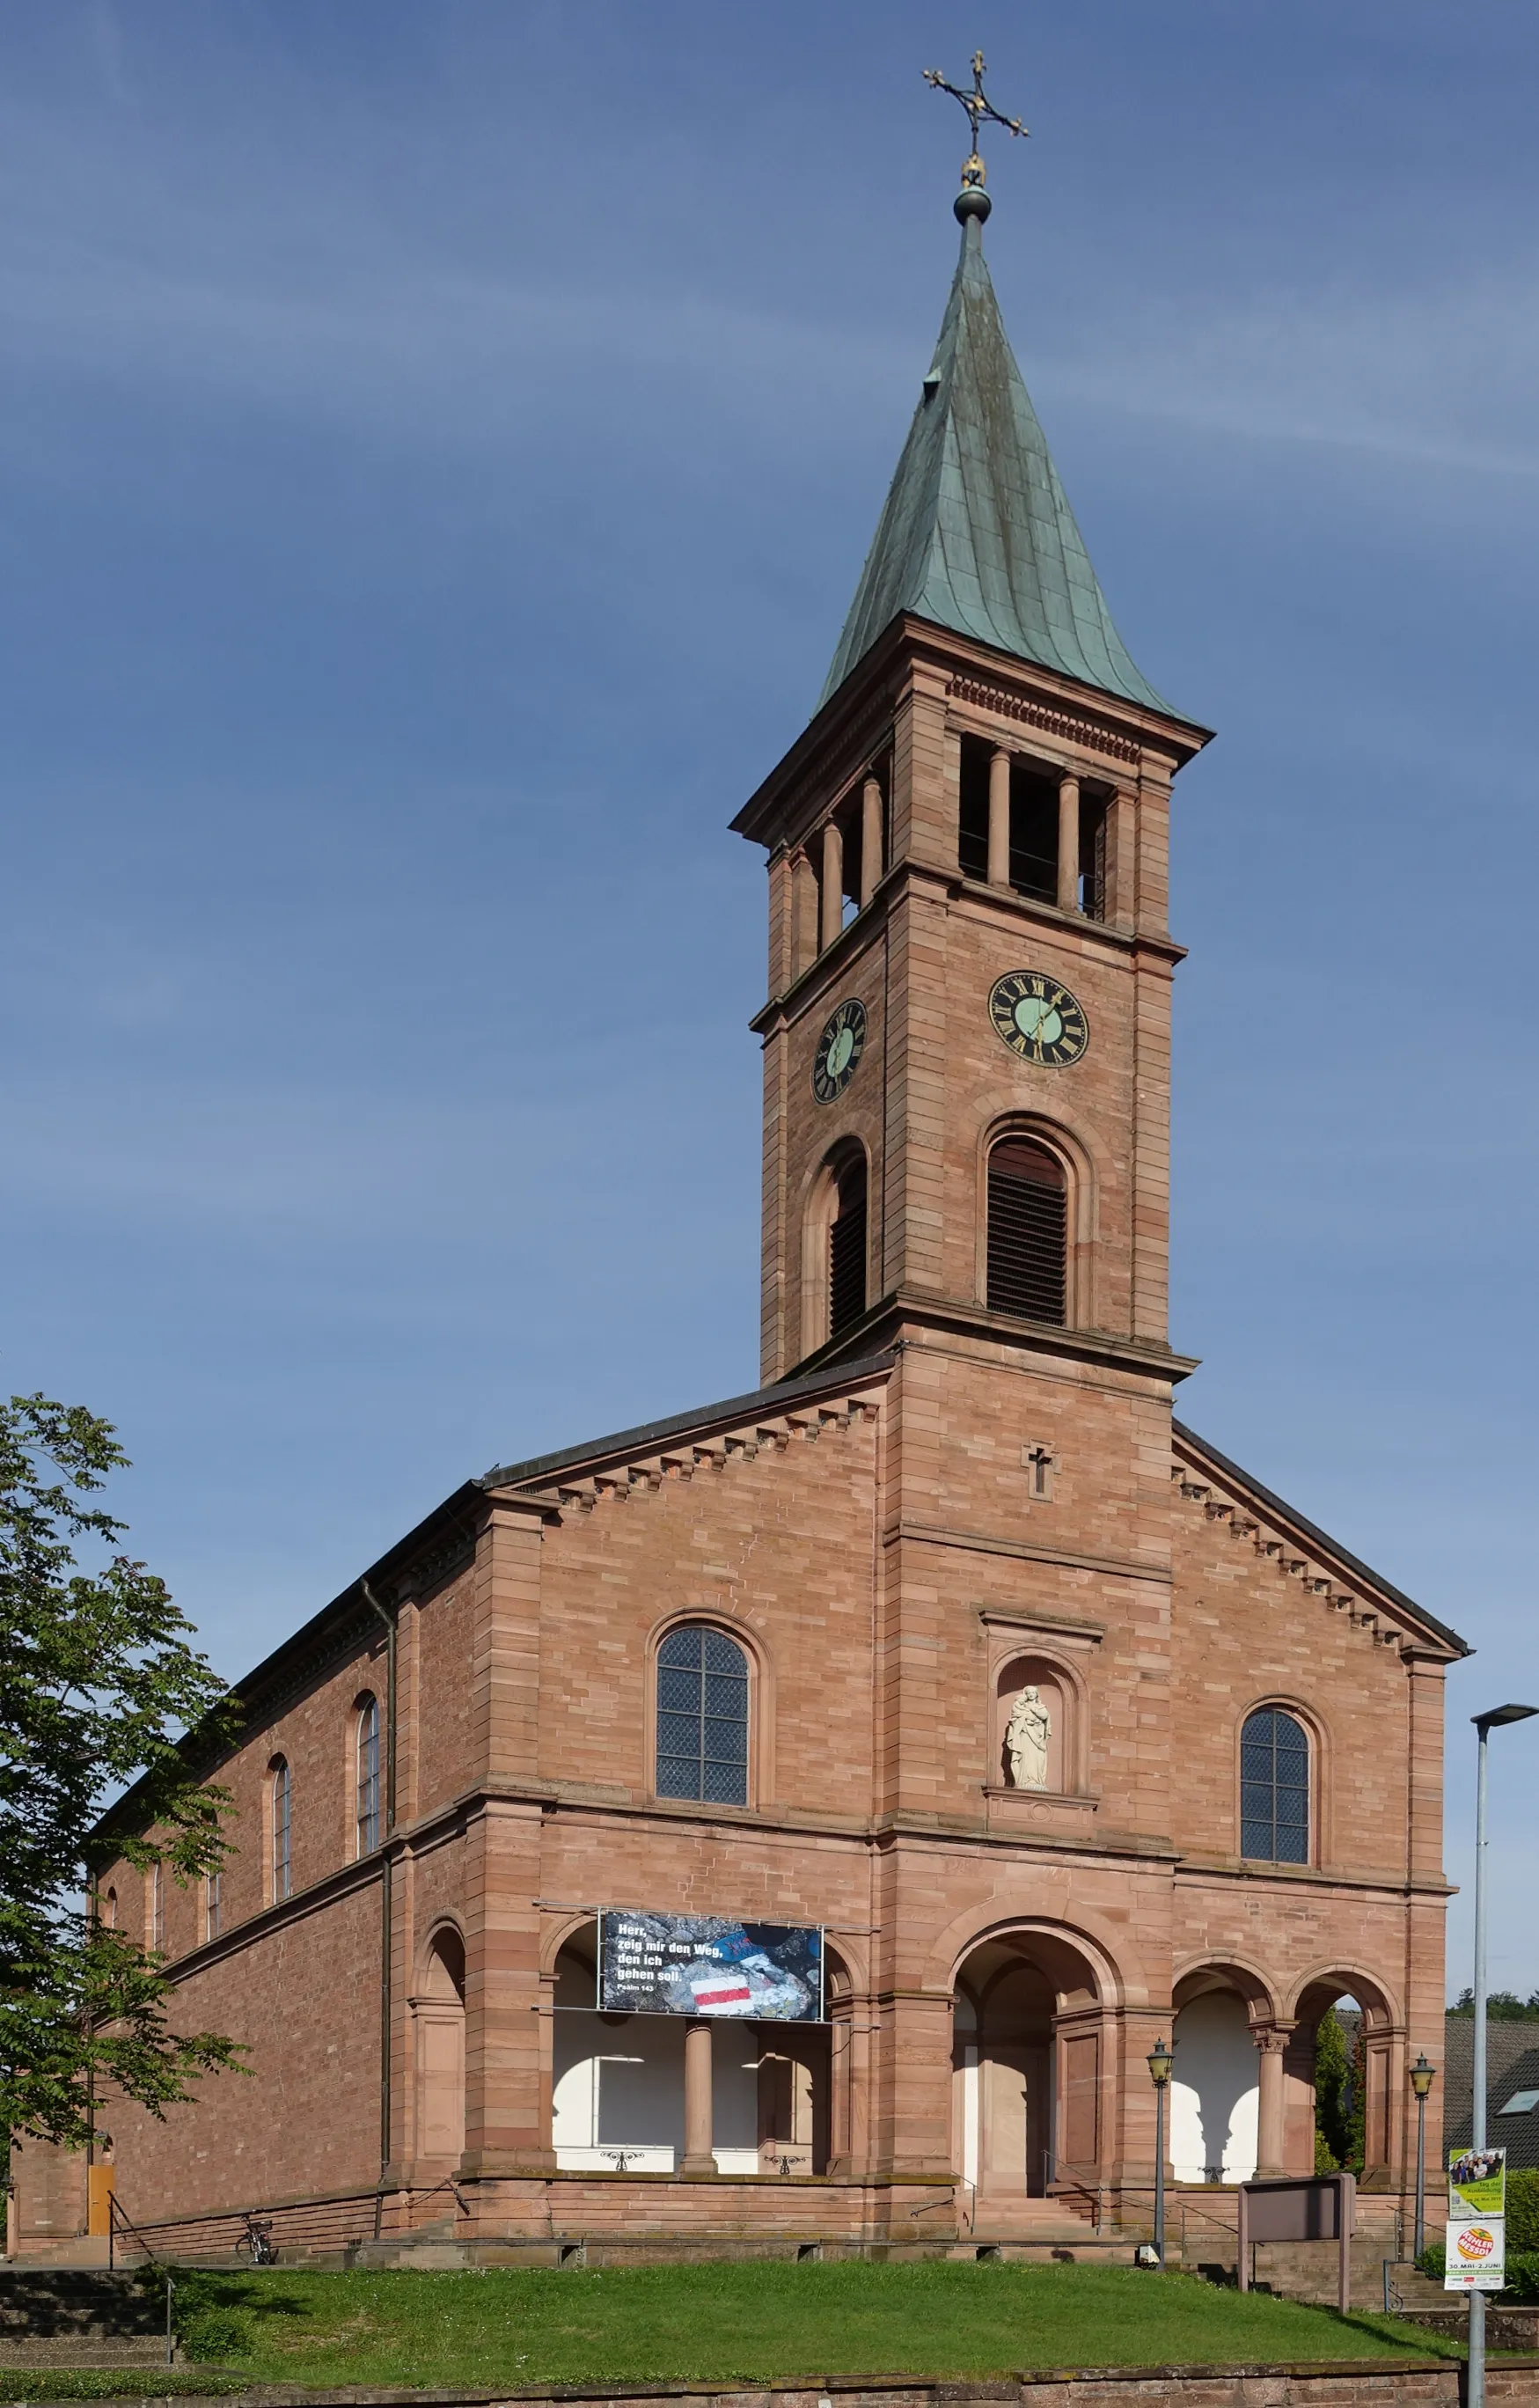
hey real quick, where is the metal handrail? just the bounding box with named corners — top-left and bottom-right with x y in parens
top-left (107, 2192), bottom-right (158, 2271)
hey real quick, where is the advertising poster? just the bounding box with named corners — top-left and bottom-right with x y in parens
top-left (598, 1912), bottom-right (823, 2021)
top-left (1448, 2147), bottom-right (1507, 2219)
top-left (1445, 2216), bottom-right (1506, 2291)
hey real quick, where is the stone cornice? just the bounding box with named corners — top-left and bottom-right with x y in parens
top-left (1169, 1427), bottom-right (1465, 1663)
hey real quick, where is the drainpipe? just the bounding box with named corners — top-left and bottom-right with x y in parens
top-left (360, 1580), bottom-right (399, 2221)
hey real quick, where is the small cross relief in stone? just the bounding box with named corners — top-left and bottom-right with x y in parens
top-left (1021, 1443), bottom-right (1057, 1502)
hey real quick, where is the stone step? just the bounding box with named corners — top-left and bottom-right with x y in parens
top-left (0, 2272), bottom-right (165, 2340)
top-left (0, 2337), bottom-right (172, 2368)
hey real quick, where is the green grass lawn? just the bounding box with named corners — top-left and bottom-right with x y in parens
top-left (170, 2261), bottom-right (1459, 2388)
top-left (0, 2260), bottom-right (1468, 2404)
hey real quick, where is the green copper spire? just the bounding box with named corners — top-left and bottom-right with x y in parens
top-left (819, 197), bottom-right (1169, 715)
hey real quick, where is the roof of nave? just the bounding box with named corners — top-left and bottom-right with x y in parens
top-left (1173, 1418), bottom-right (1469, 1658)
top-left (818, 206), bottom-right (1173, 719)
top-left (477, 1348), bottom-right (895, 1492)
top-left (90, 1349), bottom-right (897, 1849)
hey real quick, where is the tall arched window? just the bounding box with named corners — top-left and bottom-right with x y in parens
top-left (103, 1886), bottom-right (118, 1930)
top-left (270, 1757), bottom-right (292, 1902)
top-left (986, 1136), bottom-right (1067, 1324)
top-left (1241, 1707), bottom-right (1309, 1864)
top-left (355, 1695), bottom-right (381, 1856)
top-left (828, 1153), bottom-right (868, 1339)
top-left (656, 1625), bottom-right (750, 1805)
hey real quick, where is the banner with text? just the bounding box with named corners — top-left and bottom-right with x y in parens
top-left (1448, 2146), bottom-right (1507, 2220)
top-left (597, 1912), bottom-right (823, 2021)
top-left (1445, 2216), bottom-right (1506, 2291)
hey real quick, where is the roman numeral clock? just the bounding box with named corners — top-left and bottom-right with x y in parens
top-left (987, 969), bottom-right (1089, 1068)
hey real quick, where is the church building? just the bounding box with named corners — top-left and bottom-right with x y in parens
top-left (15, 133), bottom-right (1465, 2268)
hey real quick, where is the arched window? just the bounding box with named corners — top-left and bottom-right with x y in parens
top-left (355, 1695), bottom-right (381, 1856)
top-left (103, 1886), bottom-right (118, 1930)
top-left (149, 1862), bottom-right (165, 1951)
top-left (656, 1625), bottom-right (750, 1806)
top-left (1241, 1707), bottom-right (1309, 1864)
top-left (205, 1871), bottom-right (221, 1942)
top-left (828, 1152), bottom-right (868, 1339)
top-left (987, 1136), bottom-right (1067, 1324)
top-left (270, 1757), bottom-right (291, 1902)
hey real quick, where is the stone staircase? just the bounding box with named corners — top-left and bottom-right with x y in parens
top-left (0, 2270), bottom-right (172, 2369)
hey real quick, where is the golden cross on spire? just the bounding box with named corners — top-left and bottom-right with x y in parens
top-left (923, 49), bottom-right (1026, 189)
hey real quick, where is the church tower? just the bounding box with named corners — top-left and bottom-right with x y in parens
top-left (734, 162), bottom-right (1209, 1413)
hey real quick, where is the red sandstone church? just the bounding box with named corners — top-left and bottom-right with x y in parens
top-left (15, 143), bottom-right (1465, 2267)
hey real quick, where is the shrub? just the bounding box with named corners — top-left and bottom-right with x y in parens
top-left (178, 2308), bottom-right (254, 2362)
top-left (1507, 2169), bottom-right (1539, 2254)
top-left (1504, 2253), bottom-right (1539, 2305)
top-left (1417, 2244), bottom-right (1446, 2280)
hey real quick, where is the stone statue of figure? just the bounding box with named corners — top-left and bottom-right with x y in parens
top-left (1006, 1685), bottom-right (1052, 1789)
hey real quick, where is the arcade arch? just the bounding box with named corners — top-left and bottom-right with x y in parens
top-left (411, 1924), bottom-right (465, 2163)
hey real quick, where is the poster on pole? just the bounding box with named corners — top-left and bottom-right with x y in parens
top-left (597, 1912), bottom-right (823, 2020)
top-left (1444, 2216), bottom-right (1506, 2290)
top-left (1448, 2147), bottom-right (1506, 2218)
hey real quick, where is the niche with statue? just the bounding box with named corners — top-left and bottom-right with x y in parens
top-left (993, 1656), bottom-right (1074, 1795)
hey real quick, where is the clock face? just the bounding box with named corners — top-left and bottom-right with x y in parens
top-left (811, 997), bottom-right (867, 1104)
top-left (988, 968), bottom-right (1089, 1068)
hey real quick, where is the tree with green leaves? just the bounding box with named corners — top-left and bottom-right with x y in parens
top-left (0, 1393), bottom-right (242, 2172)
top-left (1449, 1989), bottom-right (1539, 2021)
top-left (1314, 2005), bottom-right (1353, 2171)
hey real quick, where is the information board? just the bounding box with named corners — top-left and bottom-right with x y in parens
top-left (597, 1912), bottom-right (823, 2021)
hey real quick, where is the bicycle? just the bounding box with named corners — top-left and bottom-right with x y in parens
top-left (239, 2213), bottom-right (278, 2265)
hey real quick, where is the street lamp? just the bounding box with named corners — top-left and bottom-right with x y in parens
top-left (1147, 2035), bottom-right (1174, 2270)
top-left (1408, 2053), bottom-right (1435, 2261)
top-left (1469, 1705), bottom-right (1538, 2408)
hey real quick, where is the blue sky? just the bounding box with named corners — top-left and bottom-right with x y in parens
top-left (3, 2), bottom-right (1535, 2001)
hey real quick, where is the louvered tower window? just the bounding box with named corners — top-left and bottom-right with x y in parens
top-left (656, 1625), bottom-right (750, 1805)
top-left (986, 1137), bottom-right (1066, 1324)
top-left (1240, 1707), bottom-right (1309, 1864)
top-left (828, 1153), bottom-right (868, 1340)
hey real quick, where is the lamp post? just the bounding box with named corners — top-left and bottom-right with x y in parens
top-left (1147, 2035), bottom-right (1174, 2270)
top-left (1469, 1705), bottom-right (1538, 2408)
top-left (1409, 2053), bottom-right (1435, 2262)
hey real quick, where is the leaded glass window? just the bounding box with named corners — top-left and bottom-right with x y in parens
top-left (1241, 1707), bottom-right (1309, 1864)
top-left (356, 1695), bottom-right (381, 1855)
top-left (656, 1625), bottom-right (750, 1805)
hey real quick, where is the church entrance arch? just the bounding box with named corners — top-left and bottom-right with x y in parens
top-left (952, 1930), bottom-right (1103, 2211)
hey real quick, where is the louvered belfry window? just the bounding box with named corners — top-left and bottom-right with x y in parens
top-left (987, 1137), bottom-right (1067, 1324)
top-left (829, 1154), bottom-right (868, 1340)
top-left (1240, 1707), bottom-right (1310, 1863)
top-left (656, 1625), bottom-right (750, 1805)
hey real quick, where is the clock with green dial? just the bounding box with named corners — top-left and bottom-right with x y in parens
top-left (812, 997), bottom-right (867, 1103)
top-left (987, 969), bottom-right (1089, 1068)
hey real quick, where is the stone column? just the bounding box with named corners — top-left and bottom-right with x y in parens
top-left (1104, 788), bottom-right (1136, 928)
top-left (860, 776), bottom-right (883, 907)
top-left (1057, 772), bottom-right (1081, 912)
top-left (819, 821), bottom-right (844, 953)
top-left (792, 849), bottom-right (820, 979)
top-left (987, 747), bottom-right (1011, 887)
top-left (1255, 2029), bottom-right (1288, 2178)
top-left (680, 2018), bottom-right (715, 2174)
